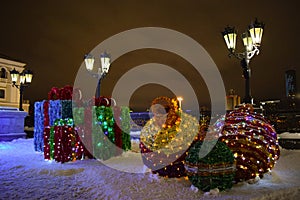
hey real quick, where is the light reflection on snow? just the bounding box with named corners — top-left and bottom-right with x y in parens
top-left (0, 143), bottom-right (14, 150)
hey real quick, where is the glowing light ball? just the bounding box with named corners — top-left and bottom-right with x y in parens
top-left (140, 96), bottom-right (199, 177)
top-left (214, 104), bottom-right (280, 182)
top-left (185, 140), bottom-right (235, 192)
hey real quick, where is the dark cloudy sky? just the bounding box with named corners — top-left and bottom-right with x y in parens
top-left (0, 1), bottom-right (299, 111)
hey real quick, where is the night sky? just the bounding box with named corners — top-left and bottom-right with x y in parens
top-left (0, 1), bottom-right (299, 111)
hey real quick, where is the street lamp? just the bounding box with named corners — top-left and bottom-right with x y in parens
top-left (84, 52), bottom-right (111, 98)
top-left (222, 18), bottom-right (264, 104)
top-left (177, 96), bottom-right (183, 110)
top-left (10, 68), bottom-right (33, 111)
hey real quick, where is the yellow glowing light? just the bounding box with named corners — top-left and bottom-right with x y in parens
top-left (177, 97), bottom-right (183, 110)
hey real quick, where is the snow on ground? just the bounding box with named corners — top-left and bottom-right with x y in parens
top-left (0, 135), bottom-right (300, 200)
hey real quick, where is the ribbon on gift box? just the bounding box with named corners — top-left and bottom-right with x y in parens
top-left (43, 126), bottom-right (51, 160)
top-left (48, 85), bottom-right (73, 100)
top-left (60, 85), bottom-right (73, 100)
top-left (48, 87), bottom-right (60, 100)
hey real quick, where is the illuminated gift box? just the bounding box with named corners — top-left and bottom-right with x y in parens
top-left (44, 118), bottom-right (85, 163)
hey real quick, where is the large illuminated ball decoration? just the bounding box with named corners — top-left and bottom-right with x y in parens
top-left (140, 96), bottom-right (199, 177)
top-left (214, 104), bottom-right (280, 182)
top-left (185, 140), bottom-right (235, 192)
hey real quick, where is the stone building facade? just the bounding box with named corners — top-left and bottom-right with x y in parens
top-left (0, 56), bottom-right (30, 112)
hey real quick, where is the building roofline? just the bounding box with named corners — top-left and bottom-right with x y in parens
top-left (0, 54), bottom-right (26, 67)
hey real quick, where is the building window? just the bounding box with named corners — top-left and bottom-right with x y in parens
top-left (0, 68), bottom-right (7, 79)
top-left (0, 89), bottom-right (5, 99)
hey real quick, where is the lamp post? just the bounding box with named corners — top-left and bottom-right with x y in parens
top-left (10, 68), bottom-right (33, 111)
top-left (84, 52), bottom-right (111, 98)
top-left (222, 18), bottom-right (264, 104)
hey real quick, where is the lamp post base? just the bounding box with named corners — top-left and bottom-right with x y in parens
top-left (0, 109), bottom-right (28, 141)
